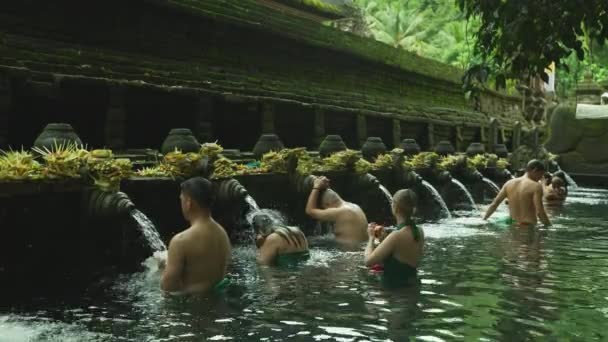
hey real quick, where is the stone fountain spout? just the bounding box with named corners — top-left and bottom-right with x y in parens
top-left (85, 188), bottom-right (136, 219)
top-left (214, 178), bottom-right (249, 206)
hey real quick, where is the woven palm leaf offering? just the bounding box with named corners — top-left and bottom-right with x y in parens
top-left (199, 142), bottom-right (224, 160)
top-left (87, 149), bottom-right (133, 192)
top-left (0, 150), bottom-right (43, 181)
top-left (32, 141), bottom-right (88, 179)
top-left (210, 157), bottom-right (250, 180)
top-left (372, 153), bottom-right (393, 170)
top-left (162, 149), bottom-right (202, 177)
top-left (260, 147), bottom-right (308, 173)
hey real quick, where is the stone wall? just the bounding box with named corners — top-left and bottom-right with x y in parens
top-left (546, 104), bottom-right (608, 174)
top-left (0, 0), bottom-right (525, 152)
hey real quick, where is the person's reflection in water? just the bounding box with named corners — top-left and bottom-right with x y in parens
top-left (495, 225), bottom-right (558, 339)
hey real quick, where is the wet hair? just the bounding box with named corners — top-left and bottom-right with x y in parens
top-left (526, 159), bottom-right (546, 173)
top-left (551, 176), bottom-right (565, 187)
top-left (252, 213), bottom-right (306, 247)
top-left (553, 171), bottom-right (568, 186)
top-left (393, 189), bottom-right (417, 221)
top-left (180, 177), bottom-right (214, 209)
top-left (320, 189), bottom-right (340, 208)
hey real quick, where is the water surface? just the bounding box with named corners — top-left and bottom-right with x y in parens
top-left (2, 187), bottom-right (608, 341)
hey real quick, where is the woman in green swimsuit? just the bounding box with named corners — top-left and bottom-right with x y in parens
top-left (364, 189), bottom-right (424, 287)
top-left (253, 213), bottom-right (310, 267)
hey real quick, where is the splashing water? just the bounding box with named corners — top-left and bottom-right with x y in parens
top-left (245, 208), bottom-right (287, 227)
top-left (450, 179), bottom-right (477, 211)
top-left (131, 209), bottom-right (167, 252)
top-left (421, 180), bottom-right (451, 219)
top-left (556, 166), bottom-right (579, 188)
top-left (378, 184), bottom-right (393, 205)
top-left (245, 195), bottom-right (260, 211)
top-left (481, 177), bottom-right (500, 195)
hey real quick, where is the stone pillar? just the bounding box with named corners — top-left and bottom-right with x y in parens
top-left (313, 108), bottom-right (325, 147)
top-left (104, 86), bottom-right (127, 150)
top-left (488, 118), bottom-right (498, 153)
top-left (0, 75), bottom-right (11, 148)
top-left (392, 119), bottom-right (401, 148)
top-left (531, 127), bottom-right (539, 148)
top-left (261, 102), bottom-right (275, 134)
top-left (455, 126), bottom-right (464, 151)
top-left (512, 121), bottom-right (522, 150)
top-left (194, 96), bottom-right (214, 143)
top-left (427, 123), bottom-right (435, 149)
top-left (356, 114), bottom-right (367, 147)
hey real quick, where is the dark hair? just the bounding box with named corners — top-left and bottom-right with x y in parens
top-left (553, 171), bottom-right (569, 188)
top-left (526, 159), bottom-right (546, 172)
top-left (180, 177), bottom-right (214, 209)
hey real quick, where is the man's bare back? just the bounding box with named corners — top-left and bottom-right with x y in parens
top-left (483, 160), bottom-right (550, 226)
top-left (162, 219), bottom-right (231, 294)
top-left (305, 176), bottom-right (368, 248)
top-left (504, 177), bottom-right (544, 224)
top-left (332, 202), bottom-right (368, 245)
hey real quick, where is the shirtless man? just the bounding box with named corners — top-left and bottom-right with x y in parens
top-left (305, 176), bottom-right (368, 248)
top-left (160, 177), bottom-right (231, 294)
top-left (483, 160), bottom-right (551, 226)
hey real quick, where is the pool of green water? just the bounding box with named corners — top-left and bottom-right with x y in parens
top-left (2, 187), bottom-right (608, 341)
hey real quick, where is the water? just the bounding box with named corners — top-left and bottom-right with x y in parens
top-left (556, 165), bottom-right (579, 188)
top-left (4, 188), bottom-right (608, 340)
top-left (451, 179), bottom-right (478, 211)
top-left (245, 195), bottom-right (260, 211)
top-left (421, 180), bottom-right (452, 219)
top-left (378, 184), bottom-right (393, 206)
top-left (481, 176), bottom-right (501, 195)
top-left (131, 209), bottom-right (167, 252)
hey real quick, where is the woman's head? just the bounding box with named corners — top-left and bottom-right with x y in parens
top-left (392, 189), bottom-right (417, 219)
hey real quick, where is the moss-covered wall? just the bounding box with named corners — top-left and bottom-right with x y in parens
top-left (0, 0), bottom-right (524, 151)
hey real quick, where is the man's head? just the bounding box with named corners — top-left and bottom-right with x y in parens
top-left (525, 159), bottom-right (546, 181)
top-left (320, 188), bottom-right (342, 209)
top-left (180, 177), bottom-right (214, 220)
top-left (392, 189), bottom-right (417, 219)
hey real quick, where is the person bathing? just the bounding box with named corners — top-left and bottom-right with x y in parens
top-left (253, 213), bottom-right (310, 267)
top-left (365, 189), bottom-right (425, 286)
top-left (160, 177), bottom-right (232, 295)
top-left (305, 176), bottom-right (368, 249)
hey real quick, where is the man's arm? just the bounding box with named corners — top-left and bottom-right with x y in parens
top-left (305, 176), bottom-right (344, 222)
top-left (534, 183), bottom-right (552, 226)
top-left (161, 235), bottom-right (186, 292)
top-left (257, 234), bottom-right (281, 265)
top-left (364, 229), bottom-right (398, 266)
top-left (483, 183), bottom-right (508, 220)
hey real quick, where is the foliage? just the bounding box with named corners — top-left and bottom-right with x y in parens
top-left (354, 0), bottom-right (480, 70)
top-left (404, 152), bottom-right (441, 171)
top-left (457, 0), bottom-right (608, 85)
top-left (555, 46), bottom-right (608, 99)
top-left (496, 158), bottom-right (509, 171)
